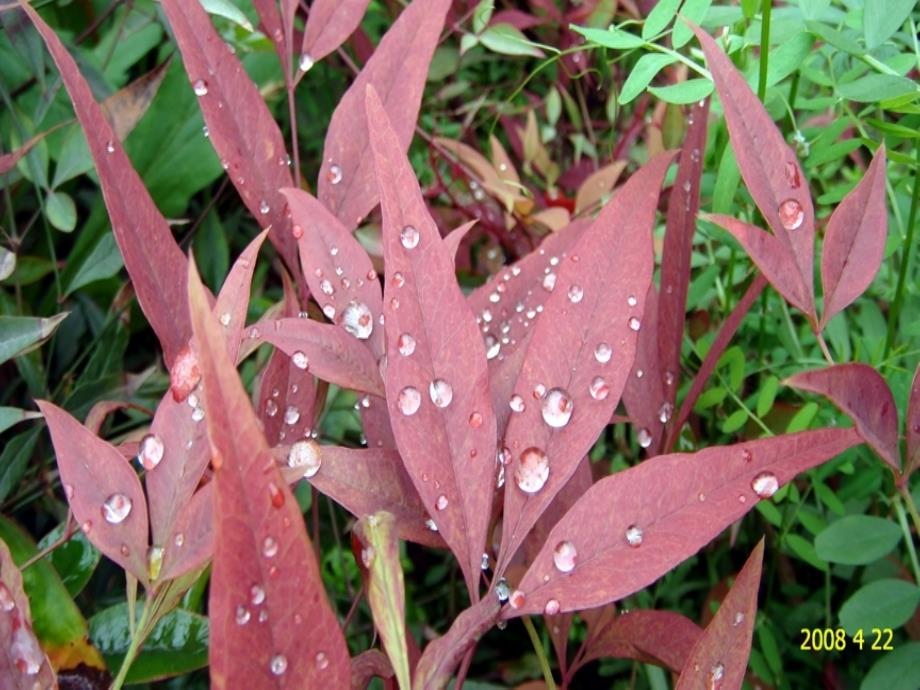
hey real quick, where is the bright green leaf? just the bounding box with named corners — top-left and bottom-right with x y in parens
top-left (572, 24), bottom-right (645, 50)
top-left (756, 376), bottom-right (779, 417)
top-left (643, 0), bottom-right (682, 39)
top-left (619, 53), bottom-right (677, 104)
top-left (649, 78), bottom-right (714, 104)
top-left (815, 516), bottom-right (901, 565)
top-left (861, 642), bottom-right (920, 690)
top-left (864, 0), bottom-right (915, 49)
top-left (46, 190), bottom-right (77, 232)
top-left (839, 580), bottom-right (920, 635)
top-left (199, 0), bottom-right (253, 31)
top-left (479, 24), bottom-right (544, 58)
top-left (472, 0), bottom-right (494, 34)
top-left (672, 0), bottom-right (713, 47)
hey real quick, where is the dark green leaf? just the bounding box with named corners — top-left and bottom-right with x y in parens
top-left (861, 642), bottom-right (920, 690)
top-left (815, 515), bottom-right (901, 565)
top-left (38, 522), bottom-right (101, 598)
top-left (0, 313), bottom-right (69, 367)
top-left (839, 579), bottom-right (920, 635)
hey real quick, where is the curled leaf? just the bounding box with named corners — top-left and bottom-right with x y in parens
top-left (301, 0), bottom-right (372, 65)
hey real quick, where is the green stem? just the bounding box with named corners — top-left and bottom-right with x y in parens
top-left (757, 0), bottom-right (772, 101)
top-left (894, 491), bottom-right (920, 585)
top-left (111, 596), bottom-right (154, 690)
top-left (522, 616), bottom-right (557, 690)
top-left (884, 139), bottom-right (920, 359)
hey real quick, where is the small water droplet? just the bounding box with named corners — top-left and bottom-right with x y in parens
top-left (0, 583), bottom-right (15, 612)
top-left (284, 406), bottom-right (301, 426)
top-left (270, 654), bottom-right (288, 675)
top-left (628, 317), bottom-right (641, 331)
top-left (544, 599), bottom-right (561, 616)
top-left (250, 584), bottom-right (266, 605)
top-left (265, 399), bottom-right (279, 417)
top-left (174, 533), bottom-right (185, 547)
top-left (235, 605), bottom-right (250, 625)
top-left (435, 494), bottom-right (449, 511)
top-left (658, 402), bottom-right (673, 423)
top-left (315, 652), bottom-right (329, 670)
top-left (709, 662), bottom-right (725, 689)
top-left (400, 225), bottom-right (420, 249)
top-left (484, 334), bottom-right (501, 359)
top-left (509, 394), bottom-right (525, 413)
top-left (327, 163), bottom-right (342, 185)
top-left (258, 610), bottom-right (268, 623)
top-left (515, 447), bottom-right (549, 493)
top-left (509, 590), bottom-right (526, 609)
top-left (468, 411), bottom-right (483, 428)
top-left (589, 377), bottom-right (609, 401)
top-left (778, 198), bottom-right (804, 230)
top-left (542, 273), bottom-right (557, 292)
top-left (595, 342), bottom-right (612, 364)
top-left (341, 301), bottom-right (373, 339)
top-left (532, 383), bottom-right (546, 399)
top-left (137, 434), bottom-right (164, 470)
top-left (481, 553), bottom-right (490, 570)
top-left (627, 294), bottom-right (637, 307)
top-left (290, 350), bottom-right (309, 371)
top-left (193, 79), bottom-right (208, 96)
top-left (664, 370), bottom-right (675, 386)
top-left (541, 387), bottom-right (573, 428)
top-left (298, 52), bottom-right (315, 71)
top-left (259, 199), bottom-right (270, 215)
top-left (751, 471), bottom-right (779, 498)
top-left (425, 518), bottom-right (438, 531)
top-left (102, 494), bottom-right (132, 524)
top-left (191, 406), bottom-right (205, 422)
top-left (320, 278), bottom-right (334, 296)
top-left (263, 537), bottom-right (278, 558)
top-left (625, 524), bottom-right (643, 547)
top-left (637, 427), bottom-right (653, 448)
top-left (553, 540), bottom-right (577, 573)
top-left (495, 578), bottom-right (510, 602)
top-left (106, 139), bottom-right (115, 153)
top-left (397, 387), bottom-right (421, 416)
top-left (567, 284), bottom-right (584, 303)
top-left (733, 611), bottom-right (744, 626)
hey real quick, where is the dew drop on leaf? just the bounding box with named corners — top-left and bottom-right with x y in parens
top-left (595, 342), bottom-right (612, 364)
top-left (628, 317), bottom-right (641, 331)
top-left (259, 200), bottom-right (270, 215)
top-left (400, 225), bottom-right (420, 249)
top-left (637, 428), bottom-right (652, 448)
top-left (425, 518), bottom-right (438, 531)
top-left (101, 493), bottom-right (132, 524)
top-left (191, 406), bottom-right (205, 423)
top-left (361, 546), bottom-right (375, 568)
top-left (435, 494), bottom-right (448, 511)
top-left (515, 447), bottom-right (549, 493)
top-left (553, 540), bottom-right (577, 573)
top-left (541, 387), bottom-right (573, 428)
top-left (0, 583), bottom-right (15, 612)
top-left (751, 471), bottom-right (779, 498)
top-left (327, 163), bottom-right (343, 185)
top-left (250, 584), bottom-right (266, 605)
top-left (288, 440), bottom-right (322, 477)
top-left (509, 394), bottom-right (525, 413)
top-left (542, 273), bottom-right (556, 292)
top-left (625, 524), bottom-right (643, 547)
top-left (495, 578), bottom-right (510, 602)
top-left (235, 605), bottom-right (250, 625)
top-left (428, 379), bottom-right (454, 409)
top-left (468, 411), bottom-right (483, 428)
top-left (627, 294), bottom-right (637, 307)
top-left (298, 52), bottom-right (314, 72)
top-left (320, 279), bottom-right (334, 296)
top-left (192, 79), bottom-right (208, 96)
top-left (263, 537), bottom-right (278, 558)
top-left (315, 652), bottom-right (329, 671)
top-left (589, 377), bottom-right (609, 401)
top-left (270, 654), bottom-right (287, 676)
top-left (741, 448), bottom-right (753, 463)
top-left (481, 553), bottom-right (490, 570)
top-left (509, 590), bottom-right (526, 609)
top-left (397, 387), bottom-right (421, 416)
top-left (392, 271), bottom-right (405, 288)
top-left (341, 301), bottom-right (373, 339)
top-left (170, 345), bottom-right (201, 402)
top-left (544, 599), bottom-right (561, 616)
top-left (397, 333), bottom-right (416, 356)
top-left (174, 533), bottom-right (184, 547)
top-left (147, 546), bottom-right (164, 581)
top-left (292, 350), bottom-right (309, 370)
top-left (709, 662), bottom-right (725, 689)
top-left (733, 611), bottom-right (744, 626)
top-left (778, 198), bottom-right (804, 230)
top-left (284, 406), bottom-right (300, 426)
top-left (658, 402), bottom-right (673, 423)
top-left (265, 399), bottom-right (279, 417)
top-left (137, 433), bottom-right (164, 471)
top-left (292, 224), bottom-right (303, 239)
top-left (567, 284), bottom-right (584, 303)
top-left (484, 333), bottom-right (501, 359)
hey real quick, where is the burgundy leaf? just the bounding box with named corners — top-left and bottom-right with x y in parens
top-left (820, 146), bottom-right (887, 327)
top-left (252, 0), bottom-right (288, 73)
top-left (214, 230), bottom-right (269, 362)
top-left (253, 317), bottom-right (385, 397)
top-left (497, 153), bottom-right (676, 575)
top-left (523, 455), bottom-right (593, 565)
top-left (658, 100), bottom-right (710, 406)
top-left (36, 402), bottom-right (149, 585)
top-left (319, 0), bottom-right (451, 229)
top-left (785, 364), bottom-right (899, 474)
top-left (159, 0), bottom-right (299, 273)
top-left (24, 4), bottom-right (189, 366)
top-left (161, 483), bottom-right (214, 581)
top-left (907, 362), bottom-right (920, 480)
top-left (675, 540), bottom-right (764, 690)
top-left (278, 443), bottom-right (442, 548)
top-left (188, 259), bottom-right (349, 688)
top-left (0, 541), bottom-right (57, 686)
top-left (367, 86), bottom-right (497, 596)
top-left (693, 24), bottom-right (816, 320)
top-left (576, 609), bottom-right (703, 674)
top-left (413, 597), bottom-right (501, 690)
top-left (622, 285), bottom-right (667, 455)
top-left (507, 428), bottom-right (860, 616)
top-left (301, 0), bottom-right (372, 65)
top-left (0, 126), bottom-right (59, 175)
top-left (351, 649), bottom-right (394, 689)
top-left (445, 220), bottom-right (478, 267)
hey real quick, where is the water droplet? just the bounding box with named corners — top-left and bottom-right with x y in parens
top-left (541, 387), bottom-right (573, 428)
top-left (102, 493), bottom-right (132, 524)
top-left (397, 387), bottom-right (421, 416)
top-left (732, 611), bottom-right (744, 626)
top-left (263, 537), bottom-right (278, 558)
top-left (425, 378), bottom-right (453, 409)
top-left (0, 583), bottom-right (15, 611)
top-left (658, 402), bottom-right (673, 423)
top-left (400, 225), bottom-right (420, 249)
top-left (481, 553), bottom-right (490, 570)
top-left (284, 406), bottom-right (300, 426)
top-left (425, 518), bottom-right (438, 531)
top-left (469, 411), bottom-right (483, 428)
top-left (327, 163), bottom-right (342, 185)
top-left (265, 399), bottom-right (279, 417)
top-left (81, 521), bottom-right (92, 535)
top-left (637, 428), bottom-right (652, 448)
top-left (553, 540), bottom-right (577, 572)
top-left (63, 484), bottom-right (74, 500)
top-left (495, 578), bottom-right (510, 602)
top-left (509, 590), bottom-right (526, 609)
top-left (299, 52), bottom-right (315, 71)
top-left (341, 301), bottom-right (373, 339)
top-left (664, 370), bottom-right (676, 386)
top-left (288, 440), bottom-right (322, 477)
top-left (319, 278), bottom-right (334, 296)
top-left (741, 448), bottom-right (753, 462)
top-left (235, 605), bottom-right (250, 625)
top-left (268, 481), bottom-right (285, 508)
top-left (250, 584), bottom-right (266, 605)
top-left (258, 610), bottom-right (268, 623)
top-left (628, 317), bottom-right (641, 331)
top-left (635, 369), bottom-right (644, 379)
top-left (532, 383), bottom-right (547, 399)
top-left (484, 334), bottom-right (501, 359)
top-left (392, 271), bottom-right (405, 288)
top-left (709, 662), bottom-right (725, 689)
top-left (259, 199), bottom-right (270, 215)
top-left (515, 447), bottom-right (549, 493)
top-left (567, 284), bottom-right (584, 303)
top-left (193, 79), bottom-right (208, 96)
top-left (174, 533), bottom-right (185, 547)
top-left (542, 273), bottom-right (556, 292)
top-left (589, 377), bottom-right (609, 401)
top-left (751, 471), bottom-right (779, 498)
top-left (544, 599), bottom-right (561, 616)
top-left (290, 350), bottom-right (309, 371)
top-left (191, 406), bottom-right (205, 422)
top-left (778, 198), bottom-right (804, 230)
top-left (270, 654), bottom-right (288, 676)
top-left (106, 139), bottom-right (115, 153)
top-left (627, 294), bottom-right (638, 307)
top-left (137, 434), bottom-right (164, 471)
top-left (170, 345), bottom-right (201, 402)
top-left (10, 627), bottom-right (42, 675)
top-left (595, 342), bottom-right (612, 364)
top-left (625, 524), bottom-right (643, 547)
top-left (509, 394), bottom-right (525, 413)
top-left (315, 652), bottom-right (329, 670)
top-left (396, 333), bottom-right (416, 357)
top-left (435, 494), bottom-right (449, 511)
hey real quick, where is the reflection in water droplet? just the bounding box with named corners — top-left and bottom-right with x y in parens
top-left (320, 279), bottom-right (334, 296)
top-left (553, 540), bottom-right (577, 573)
top-left (397, 387), bottom-right (421, 416)
top-left (429, 379), bottom-right (453, 408)
top-left (398, 333), bottom-right (416, 356)
top-left (625, 524), bottom-right (643, 547)
top-left (270, 654), bottom-right (287, 676)
top-left (658, 402), bottom-right (673, 423)
top-left (628, 317), bottom-right (641, 331)
top-left (709, 662), bottom-right (725, 689)
top-left (193, 79), bottom-right (208, 96)
top-left (544, 599), bottom-right (561, 616)
top-left (102, 494), bottom-right (132, 524)
top-left (751, 471), bottom-right (779, 498)
top-left (341, 301), bottom-right (373, 339)
top-left (778, 198), bottom-right (804, 230)
top-left (595, 342), bottom-right (612, 364)
top-left (637, 428), bottom-right (652, 448)
top-left (509, 395), bottom-right (525, 413)
top-left (589, 377), bottom-right (609, 401)
top-left (484, 334), bottom-right (500, 359)
top-left (495, 578), bottom-right (510, 602)
top-left (284, 406), bottom-right (300, 425)
top-left (541, 387), bottom-right (573, 428)
top-left (265, 399), bottom-right (278, 417)
top-left (567, 284), bottom-right (584, 303)
top-left (137, 434), bottom-right (164, 471)
top-left (542, 273), bottom-right (556, 292)
top-left (250, 585), bottom-right (266, 605)
top-left (400, 225), bottom-right (420, 249)
top-left (287, 439), bottom-right (322, 476)
top-left (481, 553), bottom-right (490, 570)
top-left (515, 447), bottom-right (549, 493)
top-left (292, 350), bottom-right (309, 370)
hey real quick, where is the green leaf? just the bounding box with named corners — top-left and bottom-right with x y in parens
top-left (861, 642), bottom-right (920, 690)
top-left (815, 515), bottom-right (901, 565)
top-left (839, 580), bottom-right (920, 635)
top-left (787, 401), bottom-right (818, 433)
top-left (799, 0), bottom-right (831, 20)
top-left (472, 0), bottom-right (494, 34)
top-left (619, 53), bottom-right (677, 104)
top-left (672, 0), bottom-right (713, 48)
top-left (0, 313), bottom-right (69, 367)
top-left (572, 24), bottom-right (645, 50)
top-left (721, 408), bottom-right (748, 434)
top-left (45, 190), bottom-right (77, 232)
top-left (90, 603), bottom-right (209, 683)
top-left (38, 521), bottom-right (101, 598)
top-left (838, 74), bottom-right (918, 103)
top-left (0, 428), bottom-right (40, 503)
top-left (51, 124), bottom-right (93, 188)
top-left (642, 0), bottom-right (682, 39)
top-left (546, 87), bottom-right (562, 125)
top-left (0, 406), bottom-right (42, 435)
top-left (805, 20), bottom-right (863, 55)
top-left (695, 386), bottom-right (727, 411)
top-left (864, 0), bottom-right (915, 49)
top-left (199, 0), bottom-right (253, 31)
top-left (0, 246), bottom-right (15, 281)
top-left (479, 24), bottom-right (544, 58)
top-left (64, 231), bottom-right (124, 295)
top-left (756, 376), bottom-right (779, 417)
top-left (712, 144), bottom-right (740, 214)
top-left (746, 32), bottom-right (813, 88)
top-left (784, 533), bottom-right (828, 572)
top-left (649, 78), bottom-right (714, 104)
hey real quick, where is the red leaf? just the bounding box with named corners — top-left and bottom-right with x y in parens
top-left (523, 455), bottom-right (593, 565)
top-left (497, 153), bottom-right (676, 575)
top-left (507, 428), bottom-right (860, 615)
top-left (301, 0), bottom-right (372, 65)
top-left (693, 24), bottom-right (816, 320)
top-left (214, 230), bottom-right (270, 362)
top-left (0, 126), bottom-right (60, 175)
top-left (251, 0), bottom-right (289, 74)
top-left (159, 0), bottom-right (299, 273)
top-left (785, 364), bottom-right (899, 474)
top-left (36, 401), bottom-right (150, 585)
top-left (820, 146), bottom-right (887, 327)
top-left (188, 259), bottom-right (349, 688)
top-left (675, 540), bottom-right (764, 690)
top-left (445, 220), bottom-right (478, 267)
top-left (279, 444), bottom-right (442, 548)
top-left (0, 540), bottom-right (57, 686)
top-left (367, 85), bottom-right (497, 596)
top-left (351, 649), bottom-right (394, 689)
top-left (319, 0), bottom-right (451, 229)
top-left (907, 362), bottom-right (920, 480)
top-left (622, 285), bottom-right (667, 455)
top-left (24, 4), bottom-right (190, 366)
top-left (253, 317), bottom-right (385, 397)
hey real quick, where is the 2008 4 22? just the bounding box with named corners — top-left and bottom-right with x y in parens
top-left (800, 628), bottom-right (894, 651)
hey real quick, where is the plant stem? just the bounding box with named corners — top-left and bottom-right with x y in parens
top-left (522, 616), bottom-right (557, 690)
top-left (816, 332), bottom-right (834, 364)
top-left (894, 491), bottom-right (920, 585)
top-left (757, 0), bottom-right (772, 101)
top-left (884, 139), bottom-right (920, 359)
top-left (111, 596), bottom-right (153, 690)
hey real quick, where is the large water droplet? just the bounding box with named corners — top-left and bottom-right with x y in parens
top-left (397, 387), bottom-right (421, 416)
top-left (495, 578), bottom-right (510, 602)
top-left (298, 52), bottom-right (315, 72)
top-left (515, 447), bottom-right (549, 493)
top-left (102, 494), bottom-right (132, 524)
top-left (137, 434), bottom-right (164, 471)
top-left (625, 524), bottom-right (643, 547)
top-left (595, 342), bottom-right (612, 364)
top-left (170, 345), bottom-right (201, 402)
top-left (589, 377), bottom-right (609, 401)
top-left (341, 301), bottom-right (373, 339)
top-left (193, 79), bottom-right (208, 96)
top-left (751, 471), bottom-right (779, 498)
top-left (553, 540), bottom-right (577, 573)
top-left (292, 350), bottom-right (309, 370)
top-left (429, 379), bottom-right (453, 408)
top-left (270, 654), bottom-right (288, 676)
top-left (778, 198), bottom-right (804, 230)
top-left (541, 387), bottom-right (573, 428)
top-left (567, 284), bottom-right (584, 303)
top-left (542, 273), bottom-right (557, 292)
top-left (637, 427), bottom-right (653, 448)
top-left (397, 333), bottom-right (416, 357)
top-left (658, 402), bottom-right (673, 423)
top-left (235, 605), bottom-right (250, 625)
top-left (327, 163), bottom-right (342, 185)
top-left (288, 440), bottom-right (322, 477)
top-left (400, 225), bottom-right (420, 249)
top-left (284, 406), bottom-right (300, 426)
top-left (544, 599), bottom-right (561, 616)
top-left (509, 394), bottom-right (525, 413)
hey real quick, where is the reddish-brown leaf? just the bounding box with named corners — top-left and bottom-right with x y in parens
top-left (444, 220), bottom-right (478, 267)
top-left (162, 482), bottom-right (214, 581)
top-left (214, 230), bottom-right (269, 362)
top-left (0, 540), bottom-right (57, 686)
top-left (159, 0), bottom-right (298, 273)
top-left (523, 455), bottom-right (593, 565)
top-left (907, 362), bottom-right (920, 480)
top-left (251, 0), bottom-right (288, 73)
top-left (497, 153), bottom-right (676, 574)
top-left (820, 146), bottom-right (887, 327)
top-left (507, 428), bottom-right (860, 616)
top-left (622, 285), bottom-right (667, 456)
top-left (0, 126), bottom-right (60, 175)
top-left (785, 364), bottom-right (899, 474)
top-left (675, 540), bottom-right (764, 690)
top-left (253, 317), bottom-right (385, 397)
top-left (188, 259), bottom-right (349, 688)
top-left (24, 4), bottom-right (189, 366)
top-left (36, 401), bottom-right (150, 585)
top-left (301, 0), bottom-right (372, 65)
top-left (367, 86), bottom-right (497, 596)
top-left (319, 0), bottom-right (451, 229)
top-left (693, 24), bottom-right (815, 320)
top-left (351, 649), bottom-right (394, 689)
